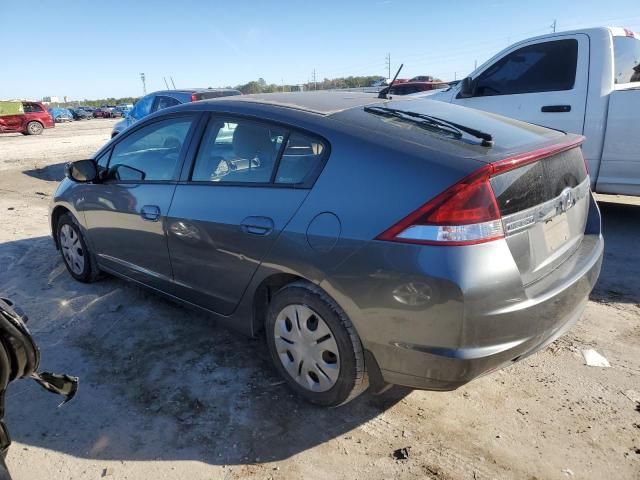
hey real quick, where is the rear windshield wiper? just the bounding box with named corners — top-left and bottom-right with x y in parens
top-left (364, 106), bottom-right (494, 147)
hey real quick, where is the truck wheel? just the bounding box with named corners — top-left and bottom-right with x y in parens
top-left (57, 213), bottom-right (100, 283)
top-left (265, 281), bottom-right (368, 406)
top-left (26, 121), bottom-right (43, 135)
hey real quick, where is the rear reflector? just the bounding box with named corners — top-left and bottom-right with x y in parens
top-left (376, 136), bottom-right (585, 246)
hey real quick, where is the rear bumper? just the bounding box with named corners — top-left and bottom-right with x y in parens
top-left (325, 201), bottom-right (603, 391)
top-left (378, 235), bottom-right (602, 390)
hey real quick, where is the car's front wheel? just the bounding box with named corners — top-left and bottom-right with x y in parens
top-left (25, 121), bottom-right (43, 135)
top-left (265, 282), bottom-right (368, 406)
top-left (57, 213), bottom-right (100, 283)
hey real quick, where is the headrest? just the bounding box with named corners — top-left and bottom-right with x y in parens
top-left (232, 124), bottom-right (273, 159)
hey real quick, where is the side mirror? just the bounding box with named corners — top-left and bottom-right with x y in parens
top-left (458, 76), bottom-right (475, 98)
top-left (64, 159), bottom-right (98, 183)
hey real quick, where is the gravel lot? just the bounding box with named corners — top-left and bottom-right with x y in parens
top-left (0, 120), bottom-right (638, 480)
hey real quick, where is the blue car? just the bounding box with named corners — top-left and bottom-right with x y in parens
top-left (111, 88), bottom-right (240, 138)
top-left (48, 108), bottom-right (73, 123)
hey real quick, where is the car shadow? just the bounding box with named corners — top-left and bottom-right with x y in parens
top-left (0, 235), bottom-right (409, 466)
top-left (22, 162), bottom-right (67, 182)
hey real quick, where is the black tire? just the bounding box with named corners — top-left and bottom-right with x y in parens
top-left (25, 121), bottom-right (43, 135)
top-left (265, 281), bottom-right (368, 406)
top-left (56, 213), bottom-right (100, 283)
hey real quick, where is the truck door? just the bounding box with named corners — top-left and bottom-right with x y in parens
top-left (452, 34), bottom-right (589, 136)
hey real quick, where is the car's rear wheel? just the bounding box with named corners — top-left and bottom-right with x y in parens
top-left (265, 282), bottom-right (368, 406)
top-left (57, 213), bottom-right (100, 283)
top-left (25, 121), bottom-right (43, 135)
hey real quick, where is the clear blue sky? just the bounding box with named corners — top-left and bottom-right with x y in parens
top-left (1, 0), bottom-right (639, 100)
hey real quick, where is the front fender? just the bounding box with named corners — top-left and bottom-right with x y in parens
top-left (50, 179), bottom-right (91, 248)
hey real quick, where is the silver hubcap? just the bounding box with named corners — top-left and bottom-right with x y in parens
top-left (59, 224), bottom-right (85, 275)
top-left (274, 304), bottom-right (340, 392)
top-left (29, 123), bottom-right (40, 134)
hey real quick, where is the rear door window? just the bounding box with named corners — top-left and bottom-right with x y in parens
top-left (474, 39), bottom-right (578, 96)
top-left (152, 95), bottom-right (181, 112)
top-left (191, 118), bottom-right (327, 186)
top-left (191, 119), bottom-right (285, 183)
top-left (613, 35), bottom-right (640, 84)
top-left (22, 103), bottom-right (43, 113)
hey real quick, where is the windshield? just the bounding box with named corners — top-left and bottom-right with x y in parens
top-left (613, 35), bottom-right (640, 84)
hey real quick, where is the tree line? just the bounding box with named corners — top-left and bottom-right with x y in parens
top-left (62, 73), bottom-right (435, 106)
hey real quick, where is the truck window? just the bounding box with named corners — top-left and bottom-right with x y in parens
top-left (474, 39), bottom-right (578, 96)
top-left (613, 36), bottom-right (640, 84)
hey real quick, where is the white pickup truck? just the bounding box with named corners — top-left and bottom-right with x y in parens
top-left (425, 27), bottom-right (640, 196)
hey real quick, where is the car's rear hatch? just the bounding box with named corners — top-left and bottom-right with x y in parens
top-left (352, 97), bottom-right (591, 285)
top-left (489, 138), bottom-right (590, 285)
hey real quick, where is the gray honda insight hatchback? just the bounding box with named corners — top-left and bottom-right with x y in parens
top-left (51, 92), bottom-right (603, 406)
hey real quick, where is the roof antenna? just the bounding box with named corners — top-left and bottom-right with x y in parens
top-left (163, 77), bottom-right (169, 89)
top-left (170, 76), bottom-right (176, 89)
top-left (379, 63), bottom-right (404, 99)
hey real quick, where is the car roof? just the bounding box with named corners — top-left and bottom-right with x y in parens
top-left (196, 91), bottom-right (386, 115)
top-left (151, 88), bottom-right (240, 95)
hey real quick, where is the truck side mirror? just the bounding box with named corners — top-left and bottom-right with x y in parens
top-left (458, 77), bottom-right (475, 98)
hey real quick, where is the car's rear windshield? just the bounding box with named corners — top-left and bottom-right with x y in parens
top-left (613, 35), bottom-right (640, 84)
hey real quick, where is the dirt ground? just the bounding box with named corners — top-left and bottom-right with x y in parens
top-left (0, 120), bottom-right (638, 480)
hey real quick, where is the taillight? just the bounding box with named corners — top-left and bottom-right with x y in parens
top-left (376, 168), bottom-right (503, 246)
top-left (376, 136), bottom-right (585, 247)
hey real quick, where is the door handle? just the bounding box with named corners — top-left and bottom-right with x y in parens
top-left (240, 216), bottom-right (274, 236)
top-left (541, 105), bottom-right (571, 113)
top-left (140, 205), bottom-right (161, 222)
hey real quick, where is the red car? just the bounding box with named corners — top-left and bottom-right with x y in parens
top-left (0, 102), bottom-right (55, 135)
top-left (380, 81), bottom-right (450, 96)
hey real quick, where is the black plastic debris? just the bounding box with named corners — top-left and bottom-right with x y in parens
top-left (0, 298), bottom-right (78, 479)
top-left (392, 446), bottom-right (411, 461)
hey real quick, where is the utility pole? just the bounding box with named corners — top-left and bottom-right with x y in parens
top-left (551, 19), bottom-right (557, 33)
top-left (474, 59), bottom-right (477, 70)
top-left (140, 73), bottom-right (147, 95)
top-left (454, 72), bottom-right (457, 81)
top-left (312, 69), bottom-right (317, 90)
top-left (170, 76), bottom-right (176, 89)
top-left (163, 77), bottom-right (169, 89)
top-left (385, 53), bottom-right (391, 79)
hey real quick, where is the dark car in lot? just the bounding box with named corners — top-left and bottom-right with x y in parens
top-left (379, 81), bottom-right (450, 96)
top-left (111, 88), bottom-right (241, 137)
top-left (51, 92), bottom-right (603, 406)
top-left (69, 108), bottom-right (92, 120)
top-left (0, 101), bottom-right (54, 135)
